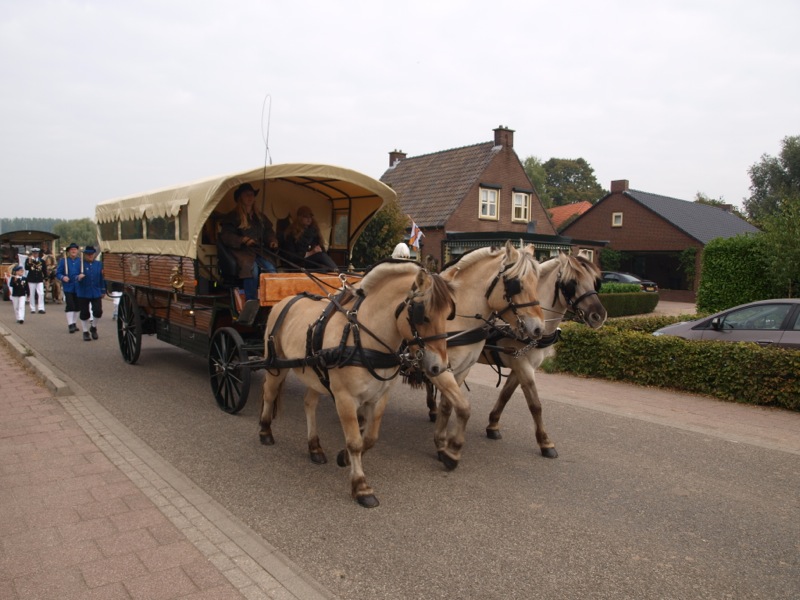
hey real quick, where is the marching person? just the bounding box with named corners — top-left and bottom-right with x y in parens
top-left (56, 242), bottom-right (83, 333)
top-left (24, 248), bottom-right (47, 314)
top-left (9, 265), bottom-right (28, 324)
top-left (219, 182), bottom-right (278, 301)
top-left (75, 246), bottom-right (105, 341)
top-left (281, 205), bottom-right (338, 272)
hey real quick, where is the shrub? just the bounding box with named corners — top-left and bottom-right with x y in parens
top-left (598, 292), bottom-right (659, 317)
top-left (550, 324), bottom-right (799, 410)
top-left (599, 283), bottom-right (641, 294)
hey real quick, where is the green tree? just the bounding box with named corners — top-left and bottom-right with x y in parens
top-left (744, 135), bottom-right (800, 227)
top-left (760, 196), bottom-right (800, 297)
top-left (522, 156), bottom-right (551, 208)
top-left (543, 158), bottom-right (606, 207)
top-left (52, 219), bottom-right (98, 250)
top-left (351, 198), bottom-right (407, 268)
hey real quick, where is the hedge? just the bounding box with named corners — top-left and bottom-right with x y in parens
top-left (549, 321), bottom-right (799, 411)
top-left (597, 292), bottom-right (660, 318)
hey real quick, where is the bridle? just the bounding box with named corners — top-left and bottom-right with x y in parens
top-left (484, 262), bottom-right (541, 338)
top-left (553, 269), bottom-right (600, 323)
top-left (394, 285), bottom-right (453, 352)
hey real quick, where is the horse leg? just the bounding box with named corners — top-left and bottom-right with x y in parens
top-left (259, 370), bottom-right (287, 445)
top-left (511, 362), bottom-right (558, 458)
top-left (333, 394), bottom-right (379, 508)
top-left (425, 380), bottom-right (438, 422)
top-left (486, 371), bottom-right (520, 440)
top-left (431, 371), bottom-right (471, 470)
top-left (304, 388), bottom-right (327, 464)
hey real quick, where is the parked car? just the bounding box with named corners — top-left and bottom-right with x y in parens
top-left (601, 271), bottom-right (659, 293)
top-left (653, 299), bottom-right (800, 349)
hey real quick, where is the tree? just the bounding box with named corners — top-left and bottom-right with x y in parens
top-left (542, 158), bottom-right (606, 207)
top-left (694, 192), bottom-right (747, 220)
top-left (760, 196), bottom-right (800, 297)
top-left (744, 135), bottom-right (800, 227)
top-left (522, 156), bottom-right (551, 208)
top-left (52, 219), bottom-right (98, 250)
top-left (351, 197), bottom-right (407, 268)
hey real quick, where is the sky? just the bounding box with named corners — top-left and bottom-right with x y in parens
top-left (1, 0), bottom-right (799, 220)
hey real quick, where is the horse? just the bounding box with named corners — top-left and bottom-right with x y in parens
top-left (481, 250), bottom-right (607, 457)
top-left (423, 241), bottom-right (546, 469)
top-left (43, 254), bottom-right (62, 303)
top-left (259, 260), bottom-right (457, 508)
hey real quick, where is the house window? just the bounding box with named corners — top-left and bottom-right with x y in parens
top-left (479, 188), bottom-right (498, 220)
top-left (512, 192), bottom-right (530, 222)
top-left (612, 212), bottom-right (623, 227)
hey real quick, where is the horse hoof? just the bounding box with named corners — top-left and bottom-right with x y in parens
top-left (438, 451), bottom-right (459, 471)
top-left (428, 413), bottom-right (436, 423)
top-left (260, 433), bottom-right (275, 446)
top-left (336, 450), bottom-right (348, 467)
top-left (310, 453), bottom-right (327, 465)
top-left (486, 428), bottom-right (502, 440)
top-left (357, 494), bottom-right (380, 508)
top-left (541, 447), bottom-right (559, 459)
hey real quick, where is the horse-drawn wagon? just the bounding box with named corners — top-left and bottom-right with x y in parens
top-left (1, 229), bottom-right (61, 303)
top-left (96, 163), bottom-right (396, 414)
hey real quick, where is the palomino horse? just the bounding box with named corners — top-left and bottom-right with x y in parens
top-left (425, 241), bottom-right (545, 469)
top-left (260, 260), bottom-right (456, 508)
top-left (482, 250), bottom-right (606, 457)
top-left (43, 254), bottom-right (62, 303)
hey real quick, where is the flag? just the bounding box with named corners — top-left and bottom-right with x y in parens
top-left (408, 217), bottom-right (424, 250)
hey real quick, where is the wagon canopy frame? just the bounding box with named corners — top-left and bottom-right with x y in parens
top-left (95, 163), bottom-right (396, 260)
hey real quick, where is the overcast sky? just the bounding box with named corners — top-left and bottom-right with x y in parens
top-left (2, 0), bottom-right (798, 220)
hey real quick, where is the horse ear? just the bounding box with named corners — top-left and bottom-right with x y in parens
top-left (523, 244), bottom-right (536, 256)
top-left (414, 268), bottom-right (429, 291)
top-left (504, 240), bottom-right (520, 264)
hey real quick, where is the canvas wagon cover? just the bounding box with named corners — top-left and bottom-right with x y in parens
top-left (95, 163), bottom-right (396, 258)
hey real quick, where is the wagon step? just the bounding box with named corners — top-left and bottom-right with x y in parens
top-left (236, 299), bottom-right (260, 326)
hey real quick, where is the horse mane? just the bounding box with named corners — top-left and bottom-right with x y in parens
top-left (540, 252), bottom-right (601, 283)
top-left (426, 272), bottom-right (456, 316)
top-left (504, 248), bottom-right (539, 282)
top-left (441, 246), bottom-right (503, 273)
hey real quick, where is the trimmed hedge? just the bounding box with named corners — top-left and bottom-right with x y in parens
top-left (598, 292), bottom-right (660, 318)
top-left (549, 321), bottom-right (799, 411)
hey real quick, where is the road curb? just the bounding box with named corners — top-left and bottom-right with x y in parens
top-left (0, 323), bottom-right (72, 396)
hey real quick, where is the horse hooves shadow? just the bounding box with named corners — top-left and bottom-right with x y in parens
top-left (485, 428), bottom-right (502, 440)
top-left (437, 451), bottom-right (459, 471)
top-left (336, 450), bottom-right (349, 467)
top-left (541, 447), bottom-right (559, 459)
top-left (357, 494), bottom-right (380, 508)
top-left (428, 413), bottom-right (436, 423)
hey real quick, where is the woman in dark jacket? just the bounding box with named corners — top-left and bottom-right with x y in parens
top-left (281, 205), bottom-right (337, 272)
top-left (219, 183), bottom-right (278, 300)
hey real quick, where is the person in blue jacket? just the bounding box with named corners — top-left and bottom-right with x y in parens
top-left (75, 246), bottom-right (105, 341)
top-left (56, 242), bottom-right (83, 334)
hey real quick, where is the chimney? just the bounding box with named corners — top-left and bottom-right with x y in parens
top-left (493, 125), bottom-right (514, 148)
top-left (610, 179), bottom-right (629, 193)
top-left (389, 149), bottom-right (406, 167)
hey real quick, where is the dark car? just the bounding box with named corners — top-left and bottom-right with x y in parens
top-left (653, 299), bottom-right (800, 350)
top-left (601, 271), bottom-right (659, 293)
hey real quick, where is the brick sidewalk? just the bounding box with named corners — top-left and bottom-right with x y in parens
top-left (0, 340), bottom-right (330, 600)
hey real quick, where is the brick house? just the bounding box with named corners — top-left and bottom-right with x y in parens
top-left (380, 126), bottom-right (573, 265)
top-left (561, 179), bottom-right (760, 299)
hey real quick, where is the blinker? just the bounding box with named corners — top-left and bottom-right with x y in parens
top-left (504, 277), bottom-right (522, 297)
top-left (410, 301), bottom-right (426, 326)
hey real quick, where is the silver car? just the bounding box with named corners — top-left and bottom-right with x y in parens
top-left (653, 299), bottom-right (800, 350)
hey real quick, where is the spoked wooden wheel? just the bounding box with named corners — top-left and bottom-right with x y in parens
top-left (117, 291), bottom-right (142, 364)
top-left (208, 327), bottom-right (251, 414)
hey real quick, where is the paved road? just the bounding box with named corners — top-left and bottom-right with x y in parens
top-left (3, 302), bottom-right (799, 599)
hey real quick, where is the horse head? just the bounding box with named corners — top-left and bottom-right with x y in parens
top-left (553, 251), bottom-right (607, 328)
top-left (487, 241), bottom-right (545, 339)
top-left (394, 267), bottom-right (456, 378)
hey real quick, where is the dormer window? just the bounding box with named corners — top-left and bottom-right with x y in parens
top-left (479, 186), bottom-right (499, 220)
top-left (512, 189), bottom-right (532, 222)
top-left (612, 212), bottom-right (623, 227)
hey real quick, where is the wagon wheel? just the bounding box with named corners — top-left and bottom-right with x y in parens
top-left (117, 291), bottom-right (142, 364)
top-left (208, 327), bottom-right (251, 414)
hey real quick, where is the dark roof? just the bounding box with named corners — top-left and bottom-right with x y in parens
top-left (624, 189), bottom-right (760, 244)
top-left (380, 142), bottom-right (501, 228)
